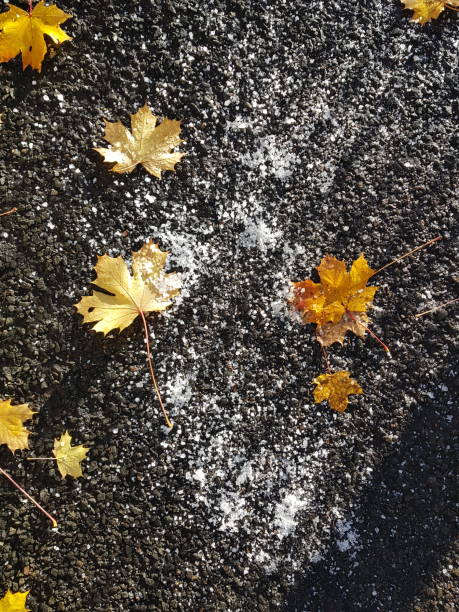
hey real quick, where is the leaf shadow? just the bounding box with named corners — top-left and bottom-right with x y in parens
top-left (33, 328), bottom-right (131, 431)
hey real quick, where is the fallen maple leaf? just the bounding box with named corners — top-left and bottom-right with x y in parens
top-left (0, 1), bottom-right (71, 72)
top-left (52, 431), bottom-right (88, 479)
top-left (313, 371), bottom-right (363, 413)
top-left (0, 399), bottom-right (35, 453)
top-left (75, 240), bottom-right (180, 335)
top-left (402, 0), bottom-right (459, 22)
top-left (75, 240), bottom-right (181, 428)
top-left (94, 104), bottom-right (185, 177)
top-left (291, 254), bottom-right (378, 346)
top-left (402, 0), bottom-right (445, 22)
top-left (0, 590), bottom-right (30, 612)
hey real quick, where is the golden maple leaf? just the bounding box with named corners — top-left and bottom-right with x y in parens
top-left (291, 254), bottom-right (378, 346)
top-left (0, 1), bottom-right (71, 72)
top-left (0, 590), bottom-right (30, 612)
top-left (402, 0), bottom-right (459, 22)
top-left (0, 399), bottom-right (35, 453)
top-left (401, 0), bottom-right (447, 22)
top-left (94, 104), bottom-right (185, 177)
top-left (52, 431), bottom-right (88, 478)
top-left (313, 371), bottom-right (363, 413)
top-left (75, 240), bottom-right (180, 335)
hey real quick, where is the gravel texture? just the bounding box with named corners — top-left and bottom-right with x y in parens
top-left (0, 0), bottom-right (458, 610)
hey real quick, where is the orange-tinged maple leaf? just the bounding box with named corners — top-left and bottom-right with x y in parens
top-left (75, 240), bottom-right (180, 335)
top-left (0, 590), bottom-right (30, 612)
top-left (0, 399), bottom-right (35, 453)
top-left (94, 104), bottom-right (185, 177)
top-left (291, 254), bottom-right (378, 345)
top-left (313, 371), bottom-right (363, 413)
top-left (0, 1), bottom-right (71, 72)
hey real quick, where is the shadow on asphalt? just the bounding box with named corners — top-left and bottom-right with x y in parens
top-left (284, 387), bottom-right (457, 611)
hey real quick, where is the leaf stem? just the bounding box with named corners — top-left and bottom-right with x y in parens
top-left (319, 342), bottom-right (332, 374)
top-left (375, 236), bottom-right (442, 275)
top-left (28, 0), bottom-right (33, 16)
top-left (138, 309), bottom-right (173, 429)
top-left (0, 466), bottom-right (57, 527)
top-left (415, 296), bottom-right (459, 318)
top-left (0, 207), bottom-right (17, 217)
top-left (346, 310), bottom-right (390, 353)
top-left (26, 457), bottom-right (56, 461)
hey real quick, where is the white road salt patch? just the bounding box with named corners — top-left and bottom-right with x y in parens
top-left (335, 518), bottom-right (360, 557)
top-left (240, 134), bottom-right (299, 180)
top-left (164, 371), bottom-right (193, 414)
top-left (273, 492), bottom-right (308, 539)
top-left (219, 493), bottom-right (247, 531)
top-left (238, 216), bottom-right (282, 253)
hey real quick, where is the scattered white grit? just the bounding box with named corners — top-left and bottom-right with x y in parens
top-left (274, 492), bottom-right (308, 539)
top-left (240, 134), bottom-right (299, 180)
top-left (238, 214), bottom-right (282, 253)
top-left (336, 518), bottom-right (360, 556)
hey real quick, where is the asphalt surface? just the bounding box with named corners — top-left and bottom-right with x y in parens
top-left (0, 1), bottom-right (457, 610)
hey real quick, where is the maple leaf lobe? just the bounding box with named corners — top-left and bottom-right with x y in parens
top-left (313, 371), bottom-right (363, 413)
top-left (0, 399), bottom-right (35, 453)
top-left (0, 590), bottom-right (30, 612)
top-left (0, 1), bottom-right (71, 72)
top-left (316, 312), bottom-right (369, 347)
top-left (94, 104), bottom-right (185, 177)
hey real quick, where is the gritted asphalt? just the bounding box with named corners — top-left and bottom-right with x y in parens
top-left (0, 1), bottom-right (457, 610)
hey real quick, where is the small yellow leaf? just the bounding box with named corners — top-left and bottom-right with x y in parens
top-left (0, 399), bottom-right (35, 453)
top-left (52, 431), bottom-right (88, 479)
top-left (313, 371), bottom-right (363, 413)
top-left (94, 104), bottom-right (185, 177)
top-left (0, 1), bottom-right (72, 72)
top-left (0, 590), bottom-right (30, 612)
top-left (74, 240), bottom-right (180, 336)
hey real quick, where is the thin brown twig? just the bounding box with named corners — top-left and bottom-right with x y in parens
top-left (319, 342), bottom-right (332, 374)
top-left (346, 310), bottom-right (390, 353)
top-left (0, 466), bottom-right (57, 527)
top-left (375, 236), bottom-right (442, 275)
top-left (139, 310), bottom-right (173, 429)
top-left (415, 297), bottom-right (459, 318)
top-left (0, 207), bottom-right (17, 217)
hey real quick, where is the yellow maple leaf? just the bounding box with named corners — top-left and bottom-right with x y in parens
top-left (291, 254), bottom-right (378, 345)
top-left (0, 590), bottom-right (30, 612)
top-left (313, 371), bottom-right (363, 413)
top-left (94, 104), bottom-right (185, 178)
top-left (52, 431), bottom-right (88, 479)
top-left (402, 0), bottom-right (448, 22)
top-left (0, 1), bottom-right (71, 72)
top-left (75, 240), bottom-right (180, 335)
top-left (0, 399), bottom-right (35, 453)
